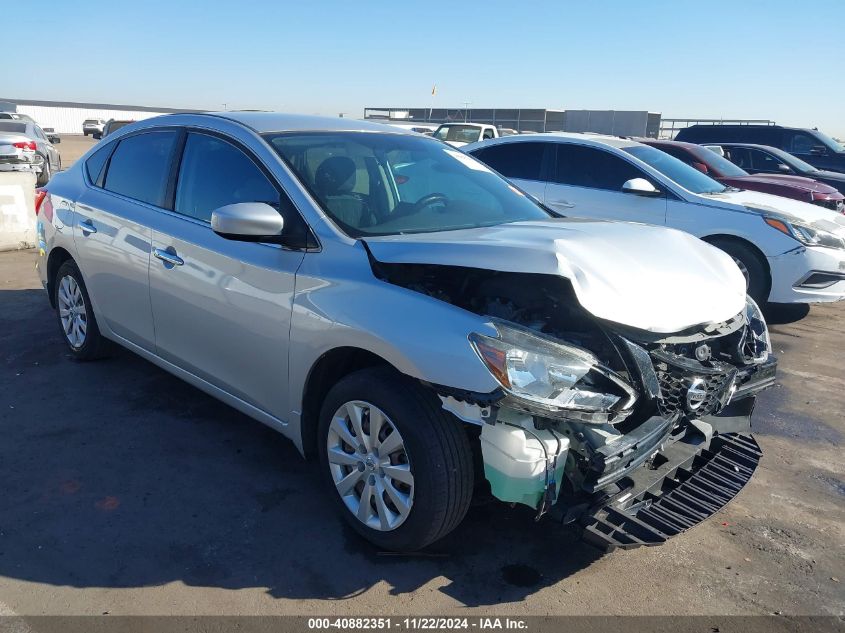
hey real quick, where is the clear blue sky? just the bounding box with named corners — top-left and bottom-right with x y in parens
top-left (9, 0), bottom-right (845, 137)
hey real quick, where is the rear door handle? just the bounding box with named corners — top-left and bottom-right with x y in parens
top-left (78, 219), bottom-right (97, 234)
top-left (153, 248), bottom-right (184, 267)
top-left (548, 199), bottom-right (575, 208)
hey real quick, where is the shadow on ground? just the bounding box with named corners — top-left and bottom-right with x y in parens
top-left (0, 289), bottom-right (601, 606)
top-left (763, 302), bottom-right (810, 325)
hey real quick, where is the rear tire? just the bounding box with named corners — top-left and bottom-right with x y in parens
top-left (36, 156), bottom-right (51, 186)
top-left (709, 238), bottom-right (769, 304)
top-left (318, 366), bottom-right (474, 551)
top-left (54, 260), bottom-right (110, 361)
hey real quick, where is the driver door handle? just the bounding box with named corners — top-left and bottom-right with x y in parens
top-left (549, 199), bottom-right (575, 208)
top-left (153, 248), bottom-right (184, 267)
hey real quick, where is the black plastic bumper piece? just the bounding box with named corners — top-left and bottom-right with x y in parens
top-left (580, 433), bottom-right (762, 551)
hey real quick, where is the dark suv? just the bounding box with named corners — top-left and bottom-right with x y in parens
top-left (675, 124), bottom-right (845, 174)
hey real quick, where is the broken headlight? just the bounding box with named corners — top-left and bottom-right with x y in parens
top-left (469, 320), bottom-right (637, 424)
top-left (741, 296), bottom-right (771, 365)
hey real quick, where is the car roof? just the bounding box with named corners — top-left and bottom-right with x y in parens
top-left (465, 131), bottom-right (642, 151)
top-left (197, 111), bottom-right (407, 134)
top-left (703, 142), bottom-right (787, 153)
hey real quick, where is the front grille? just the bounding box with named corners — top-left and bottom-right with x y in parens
top-left (816, 198), bottom-right (844, 212)
top-left (651, 349), bottom-right (737, 418)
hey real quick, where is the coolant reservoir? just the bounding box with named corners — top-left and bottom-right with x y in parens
top-left (480, 417), bottom-right (569, 509)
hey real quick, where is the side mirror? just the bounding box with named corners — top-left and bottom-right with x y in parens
top-left (810, 145), bottom-right (827, 156)
top-left (622, 178), bottom-right (661, 196)
top-left (211, 202), bottom-right (284, 242)
top-left (691, 161), bottom-right (709, 174)
top-left (48, 135), bottom-right (61, 144)
top-left (777, 163), bottom-right (791, 173)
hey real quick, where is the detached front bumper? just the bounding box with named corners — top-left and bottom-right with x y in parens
top-left (569, 355), bottom-right (776, 550)
top-left (768, 246), bottom-right (845, 303)
top-left (580, 431), bottom-right (761, 550)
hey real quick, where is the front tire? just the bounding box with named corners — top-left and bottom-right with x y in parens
top-left (710, 238), bottom-right (770, 304)
top-left (318, 367), bottom-right (474, 551)
top-left (54, 260), bottom-right (110, 360)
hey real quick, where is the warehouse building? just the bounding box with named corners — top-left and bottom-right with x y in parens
top-left (0, 97), bottom-right (201, 134)
top-left (364, 107), bottom-right (662, 137)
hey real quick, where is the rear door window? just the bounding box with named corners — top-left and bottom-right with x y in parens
top-left (471, 142), bottom-right (547, 181)
top-left (723, 147), bottom-right (752, 169)
top-left (174, 132), bottom-right (280, 223)
top-left (103, 131), bottom-right (178, 206)
top-left (555, 144), bottom-right (644, 190)
top-left (749, 149), bottom-right (785, 172)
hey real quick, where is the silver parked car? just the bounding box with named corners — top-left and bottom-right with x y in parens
top-left (0, 120), bottom-right (61, 185)
top-left (35, 113), bottom-right (776, 551)
top-left (83, 119), bottom-right (107, 138)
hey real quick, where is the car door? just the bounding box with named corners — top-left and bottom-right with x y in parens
top-left (468, 141), bottom-right (550, 203)
top-left (545, 143), bottom-right (667, 224)
top-left (148, 130), bottom-right (306, 420)
top-left (73, 130), bottom-right (179, 351)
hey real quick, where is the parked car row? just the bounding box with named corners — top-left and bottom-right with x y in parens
top-left (706, 143), bottom-right (845, 197)
top-left (35, 113), bottom-right (782, 553)
top-left (675, 124), bottom-right (845, 174)
top-left (640, 139), bottom-right (844, 212)
top-left (464, 133), bottom-right (845, 306)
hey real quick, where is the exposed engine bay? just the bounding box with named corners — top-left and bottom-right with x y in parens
top-left (371, 259), bottom-right (777, 549)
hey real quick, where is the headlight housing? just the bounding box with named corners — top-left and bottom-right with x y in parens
top-left (763, 215), bottom-right (845, 250)
top-left (741, 296), bottom-right (771, 364)
top-left (469, 321), bottom-right (637, 424)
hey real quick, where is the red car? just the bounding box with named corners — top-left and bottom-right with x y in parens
top-left (642, 139), bottom-right (844, 212)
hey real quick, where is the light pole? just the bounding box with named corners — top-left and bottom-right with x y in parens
top-left (462, 101), bottom-right (472, 122)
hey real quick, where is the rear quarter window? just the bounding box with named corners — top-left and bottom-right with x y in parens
top-left (84, 142), bottom-right (114, 185)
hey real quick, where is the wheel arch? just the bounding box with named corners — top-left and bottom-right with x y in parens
top-left (701, 233), bottom-right (772, 294)
top-left (300, 346), bottom-right (397, 460)
top-left (46, 247), bottom-right (74, 308)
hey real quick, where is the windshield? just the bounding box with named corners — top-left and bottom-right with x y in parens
top-left (433, 125), bottom-right (483, 144)
top-left (264, 131), bottom-right (553, 237)
top-left (0, 122), bottom-right (27, 134)
top-left (624, 145), bottom-right (728, 194)
top-left (766, 147), bottom-right (819, 173)
top-left (812, 130), bottom-right (845, 153)
top-left (694, 148), bottom-right (748, 178)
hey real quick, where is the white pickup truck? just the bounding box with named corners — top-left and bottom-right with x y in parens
top-left (432, 122), bottom-right (500, 147)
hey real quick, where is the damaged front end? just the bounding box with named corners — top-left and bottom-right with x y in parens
top-left (372, 260), bottom-right (776, 550)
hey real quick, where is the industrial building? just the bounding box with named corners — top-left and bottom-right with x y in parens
top-left (364, 107), bottom-right (662, 137)
top-left (0, 97), bottom-right (201, 134)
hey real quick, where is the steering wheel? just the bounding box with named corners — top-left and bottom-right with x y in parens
top-left (413, 193), bottom-right (449, 212)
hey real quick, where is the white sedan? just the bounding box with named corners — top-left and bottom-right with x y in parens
top-left (465, 133), bottom-right (845, 304)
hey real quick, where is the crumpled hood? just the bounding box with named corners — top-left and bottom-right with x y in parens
top-left (365, 219), bottom-right (747, 334)
top-left (708, 189), bottom-right (845, 237)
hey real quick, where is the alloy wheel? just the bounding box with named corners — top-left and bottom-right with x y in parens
top-left (326, 400), bottom-right (414, 531)
top-left (58, 275), bottom-right (87, 349)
